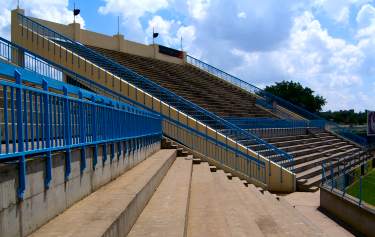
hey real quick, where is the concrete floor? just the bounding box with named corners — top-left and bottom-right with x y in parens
top-left (283, 190), bottom-right (355, 237)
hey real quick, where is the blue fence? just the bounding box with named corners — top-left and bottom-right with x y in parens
top-left (224, 117), bottom-right (326, 130)
top-left (0, 62), bottom-right (162, 199)
top-left (12, 13), bottom-right (278, 175)
top-left (6, 17), bottom-right (270, 186)
top-left (322, 158), bottom-right (374, 207)
top-left (187, 55), bottom-right (368, 147)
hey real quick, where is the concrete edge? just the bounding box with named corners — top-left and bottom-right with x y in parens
top-left (102, 149), bottom-right (177, 237)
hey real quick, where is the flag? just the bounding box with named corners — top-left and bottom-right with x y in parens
top-left (153, 32), bottom-right (159, 38)
top-left (73, 9), bottom-right (80, 16)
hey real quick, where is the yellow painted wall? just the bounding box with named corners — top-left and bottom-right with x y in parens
top-left (28, 15), bottom-right (186, 65)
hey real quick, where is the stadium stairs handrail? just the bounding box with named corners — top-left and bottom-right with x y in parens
top-left (0, 37), bottom-right (267, 187)
top-left (0, 60), bottom-right (162, 199)
top-left (15, 13), bottom-right (294, 168)
top-left (186, 55), bottom-right (368, 147)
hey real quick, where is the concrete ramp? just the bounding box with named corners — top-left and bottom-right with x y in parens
top-left (28, 149), bottom-right (176, 237)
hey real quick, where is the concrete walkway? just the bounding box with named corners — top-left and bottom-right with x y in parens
top-left (283, 191), bottom-right (355, 237)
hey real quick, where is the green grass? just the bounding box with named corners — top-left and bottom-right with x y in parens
top-left (346, 169), bottom-right (375, 206)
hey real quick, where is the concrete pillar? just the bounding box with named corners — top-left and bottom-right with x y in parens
top-left (113, 34), bottom-right (124, 51)
top-left (11, 8), bottom-right (25, 67)
top-left (69, 22), bottom-right (81, 42)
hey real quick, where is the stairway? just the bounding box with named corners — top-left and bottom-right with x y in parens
top-left (249, 128), bottom-right (370, 191)
top-left (28, 143), bottom-right (329, 237)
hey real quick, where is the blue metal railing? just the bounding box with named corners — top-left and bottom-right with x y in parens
top-left (187, 55), bottom-right (321, 120)
top-left (187, 55), bottom-right (368, 147)
top-left (8, 19), bottom-right (270, 186)
top-left (224, 117), bottom-right (325, 130)
top-left (321, 158), bottom-right (374, 206)
top-left (14, 13), bottom-right (289, 170)
top-left (2, 36), bottom-right (267, 188)
top-left (0, 61), bottom-right (162, 199)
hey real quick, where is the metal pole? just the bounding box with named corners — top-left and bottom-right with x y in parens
top-left (359, 176), bottom-right (362, 206)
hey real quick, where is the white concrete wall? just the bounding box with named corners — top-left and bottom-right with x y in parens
top-left (0, 141), bottom-right (160, 237)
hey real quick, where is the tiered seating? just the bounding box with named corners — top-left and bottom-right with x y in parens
top-left (62, 44), bottom-right (370, 190)
top-left (87, 46), bottom-right (274, 118)
top-left (253, 129), bottom-right (370, 190)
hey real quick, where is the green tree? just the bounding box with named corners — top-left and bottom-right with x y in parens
top-left (320, 110), bottom-right (367, 125)
top-left (264, 81), bottom-right (326, 113)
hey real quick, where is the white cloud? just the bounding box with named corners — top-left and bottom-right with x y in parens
top-left (145, 15), bottom-right (196, 51)
top-left (98, 0), bottom-right (169, 41)
top-left (187, 0), bottom-right (211, 20)
top-left (0, 0), bottom-right (85, 40)
top-left (226, 11), bottom-right (371, 111)
top-left (237, 12), bottom-right (247, 19)
top-left (23, 0), bottom-right (84, 26)
top-left (98, 0), bottom-right (169, 18)
top-left (313, 0), bottom-right (370, 24)
top-left (356, 4), bottom-right (375, 38)
top-left (0, 6), bottom-right (11, 40)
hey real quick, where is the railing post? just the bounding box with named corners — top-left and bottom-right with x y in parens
top-left (91, 97), bottom-right (98, 169)
top-left (359, 176), bottom-right (362, 206)
top-left (63, 87), bottom-right (71, 181)
top-left (15, 70), bottom-right (26, 199)
top-left (78, 90), bottom-right (86, 174)
top-left (330, 160), bottom-right (334, 190)
top-left (43, 79), bottom-right (52, 189)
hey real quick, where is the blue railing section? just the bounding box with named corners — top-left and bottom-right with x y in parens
top-left (187, 55), bottom-right (369, 147)
top-left (321, 158), bottom-right (374, 206)
top-left (0, 62), bottom-right (162, 199)
top-left (7, 19), bottom-right (268, 186)
top-left (187, 55), bottom-right (321, 120)
top-left (224, 117), bottom-right (326, 130)
top-left (14, 13), bottom-right (291, 170)
top-left (326, 122), bottom-right (368, 147)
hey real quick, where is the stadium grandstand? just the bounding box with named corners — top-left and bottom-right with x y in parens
top-left (0, 8), bottom-right (373, 237)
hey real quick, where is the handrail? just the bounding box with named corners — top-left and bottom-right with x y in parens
top-left (224, 117), bottom-right (326, 129)
top-left (0, 63), bottom-right (162, 199)
top-left (187, 55), bottom-right (321, 119)
top-left (186, 55), bottom-right (368, 147)
top-left (15, 13), bottom-right (293, 168)
top-left (2, 36), bottom-right (267, 186)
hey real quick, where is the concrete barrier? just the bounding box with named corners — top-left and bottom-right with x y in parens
top-left (320, 186), bottom-right (375, 237)
top-left (0, 141), bottom-right (160, 237)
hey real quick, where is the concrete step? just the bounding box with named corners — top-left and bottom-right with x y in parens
top-left (276, 138), bottom-right (342, 153)
top-left (292, 148), bottom-right (361, 173)
top-left (228, 179), bottom-right (306, 237)
top-left (209, 170), bottom-right (265, 236)
top-left (29, 149), bottom-right (177, 237)
top-left (220, 172), bottom-right (323, 237)
top-left (128, 155), bottom-right (193, 237)
top-left (241, 182), bottom-right (324, 237)
top-left (187, 163), bottom-right (232, 237)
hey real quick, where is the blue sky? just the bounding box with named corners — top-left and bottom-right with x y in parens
top-left (1, 0), bottom-right (375, 112)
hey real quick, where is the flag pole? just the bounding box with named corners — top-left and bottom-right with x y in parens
top-left (152, 27), bottom-right (155, 45)
top-left (117, 16), bottom-right (120, 35)
top-left (73, 2), bottom-right (76, 24)
top-left (180, 36), bottom-right (183, 51)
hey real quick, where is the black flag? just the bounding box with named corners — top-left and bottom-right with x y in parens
top-left (153, 32), bottom-right (159, 38)
top-left (73, 9), bottom-right (80, 16)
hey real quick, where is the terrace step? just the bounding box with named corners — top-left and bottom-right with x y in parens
top-left (128, 156), bottom-right (193, 237)
top-left (29, 149), bottom-right (177, 237)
